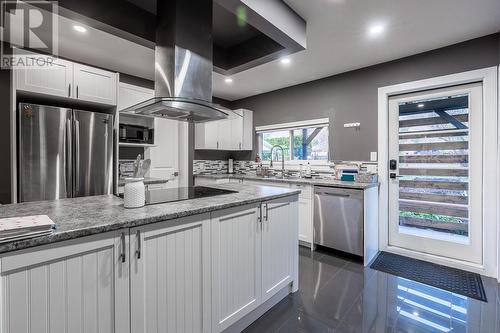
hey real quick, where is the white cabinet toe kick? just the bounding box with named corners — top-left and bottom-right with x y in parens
top-left (0, 196), bottom-right (299, 333)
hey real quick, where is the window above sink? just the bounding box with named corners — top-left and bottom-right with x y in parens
top-left (256, 118), bottom-right (329, 162)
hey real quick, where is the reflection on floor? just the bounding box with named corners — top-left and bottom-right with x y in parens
top-left (243, 247), bottom-right (500, 333)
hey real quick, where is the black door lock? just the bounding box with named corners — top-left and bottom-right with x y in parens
top-left (390, 159), bottom-right (397, 170)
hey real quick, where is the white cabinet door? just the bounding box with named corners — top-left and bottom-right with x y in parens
top-left (230, 116), bottom-right (243, 150)
top-left (211, 204), bottom-right (262, 332)
top-left (298, 197), bottom-right (313, 244)
top-left (0, 231), bottom-right (129, 333)
top-left (204, 121), bottom-right (220, 149)
top-left (261, 196), bottom-right (297, 302)
top-left (73, 63), bottom-right (117, 105)
top-left (117, 82), bottom-right (154, 111)
top-left (147, 118), bottom-right (179, 188)
top-left (130, 214), bottom-right (211, 333)
top-left (218, 119), bottom-right (233, 150)
top-left (16, 54), bottom-right (73, 98)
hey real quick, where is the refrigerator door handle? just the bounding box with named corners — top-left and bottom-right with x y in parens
top-left (66, 118), bottom-right (72, 198)
top-left (74, 118), bottom-right (80, 196)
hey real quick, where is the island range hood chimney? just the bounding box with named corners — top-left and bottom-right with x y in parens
top-left (121, 0), bottom-right (230, 122)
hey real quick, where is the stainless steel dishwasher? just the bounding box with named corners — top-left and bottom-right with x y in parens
top-left (313, 186), bottom-right (363, 256)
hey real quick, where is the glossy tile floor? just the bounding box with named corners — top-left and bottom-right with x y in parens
top-left (244, 247), bottom-right (500, 333)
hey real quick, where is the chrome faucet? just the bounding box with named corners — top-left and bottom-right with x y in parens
top-left (269, 145), bottom-right (285, 178)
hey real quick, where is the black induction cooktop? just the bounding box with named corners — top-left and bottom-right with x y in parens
top-left (143, 186), bottom-right (237, 205)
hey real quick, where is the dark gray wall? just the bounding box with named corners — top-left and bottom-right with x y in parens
top-left (233, 33), bottom-right (500, 161)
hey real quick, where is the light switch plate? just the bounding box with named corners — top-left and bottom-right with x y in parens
top-left (370, 152), bottom-right (377, 161)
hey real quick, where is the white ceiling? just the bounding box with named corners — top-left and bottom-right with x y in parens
top-left (52, 0), bottom-right (500, 101)
top-left (214, 0), bottom-right (500, 100)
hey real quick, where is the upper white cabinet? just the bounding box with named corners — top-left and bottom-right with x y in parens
top-left (195, 109), bottom-right (253, 151)
top-left (117, 82), bottom-right (154, 111)
top-left (130, 214), bottom-right (211, 333)
top-left (0, 231), bottom-right (130, 333)
top-left (16, 53), bottom-right (73, 98)
top-left (73, 63), bottom-right (117, 105)
top-left (15, 51), bottom-right (118, 106)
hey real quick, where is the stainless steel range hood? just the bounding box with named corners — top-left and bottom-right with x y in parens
top-left (121, 0), bottom-right (230, 122)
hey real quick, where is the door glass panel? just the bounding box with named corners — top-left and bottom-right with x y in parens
top-left (398, 94), bottom-right (469, 240)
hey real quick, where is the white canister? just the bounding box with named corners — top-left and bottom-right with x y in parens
top-left (123, 178), bottom-right (145, 208)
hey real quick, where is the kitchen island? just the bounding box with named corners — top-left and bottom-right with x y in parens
top-left (0, 184), bottom-right (300, 333)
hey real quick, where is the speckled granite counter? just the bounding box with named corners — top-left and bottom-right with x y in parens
top-left (118, 177), bottom-right (168, 187)
top-left (0, 184), bottom-right (299, 254)
top-left (195, 173), bottom-right (379, 190)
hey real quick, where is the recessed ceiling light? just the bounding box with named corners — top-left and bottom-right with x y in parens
top-left (417, 103), bottom-right (425, 108)
top-left (224, 77), bottom-right (233, 84)
top-left (368, 23), bottom-right (385, 37)
top-left (73, 25), bottom-right (87, 33)
top-left (280, 57), bottom-right (291, 65)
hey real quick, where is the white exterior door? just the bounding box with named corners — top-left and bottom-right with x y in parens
top-left (73, 63), bottom-right (117, 105)
top-left (211, 204), bottom-right (262, 332)
top-left (130, 214), bottom-right (211, 333)
top-left (388, 83), bottom-right (483, 264)
top-left (261, 197), bottom-right (295, 302)
top-left (16, 54), bottom-right (73, 98)
top-left (0, 231), bottom-right (129, 333)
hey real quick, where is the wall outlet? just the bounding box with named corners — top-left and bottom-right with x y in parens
top-left (370, 152), bottom-right (377, 161)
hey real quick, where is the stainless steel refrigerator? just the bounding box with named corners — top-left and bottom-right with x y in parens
top-left (18, 103), bottom-right (114, 202)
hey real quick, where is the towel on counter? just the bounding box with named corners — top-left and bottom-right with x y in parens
top-left (0, 215), bottom-right (55, 242)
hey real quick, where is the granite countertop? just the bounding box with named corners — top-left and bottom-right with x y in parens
top-left (118, 177), bottom-right (168, 187)
top-left (195, 173), bottom-right (379, 190)
top-left (0, 184), bottom-right (300, 254)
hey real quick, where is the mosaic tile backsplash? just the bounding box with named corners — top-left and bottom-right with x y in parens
top-left (193, 160), bottom-right (377, 177)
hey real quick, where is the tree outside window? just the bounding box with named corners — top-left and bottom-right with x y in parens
top-left (259, 125), bottom-right (329, 161)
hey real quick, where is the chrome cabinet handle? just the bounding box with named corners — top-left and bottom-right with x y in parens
top-left (76, 85), bottom-right (79, 99)
top-left (217, 141), bottom-right (219, 149)
top-left (257, 204), bottom-right (262, 229)
top-left (135, 230), bottom-right (141, 259)
top-left (68, 83), bottom-right (71, 97)
top-left (119, 232), bottom-right (126, 263)
top-left (239, 142), bottom-right (241, 150)
top-left (264, 203), bottom-right (269, 221)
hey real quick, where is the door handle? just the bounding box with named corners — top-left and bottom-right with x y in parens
top-left (76, 85), bottom-right (79, 99)
top-left (74, 119), bottom-right (80, 195)
top-left (135, 230), bottom-right (141, 259)
top-left (66, 119), bottom-right (72, 197)
top-left (217, 141), bottom-right (219, 149)
top-left (68, 84), bottom-right (71, 97)
top-left (119, 232), bottom-right (126, 263)
top-left (239, 142), bottom-right (241, 150)
top-left (321, 192), bottom-right (350, 198)
top-left (264, 203), bottom-right (269, 221)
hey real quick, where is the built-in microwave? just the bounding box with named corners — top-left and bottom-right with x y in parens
top-left (119, 124), bottom-right (154, 144)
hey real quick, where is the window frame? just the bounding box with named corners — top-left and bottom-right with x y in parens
top-left (256, 118), bottom-right (330, 165)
